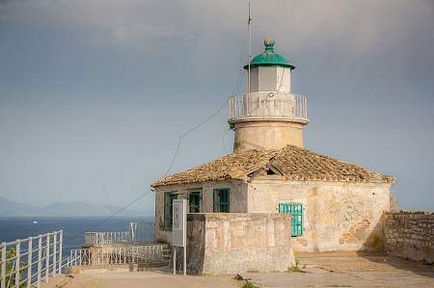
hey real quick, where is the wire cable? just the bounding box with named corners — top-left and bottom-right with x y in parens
top-left (163, 99), bottom-right (228, 176)
top-left (69, 28), bottom-right (250, 240)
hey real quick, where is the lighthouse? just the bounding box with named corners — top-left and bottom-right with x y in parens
top-left (228, 38), bottom-right (309, 152)
top-left (152, 37), bottom-right (394, 268)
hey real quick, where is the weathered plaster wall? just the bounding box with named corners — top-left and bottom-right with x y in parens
top-left (154, 177), bottom-right (392, 252)
top-left (183, 213), bottom-right (295, 275)
top-left (384, 211), bottom-right (433, 263)
top-left (247, 178), bottom-right (392, 252)
top-left (154, 180), bottom-right (248, 243)
top-left (233, 121), bottom-right (304, 151)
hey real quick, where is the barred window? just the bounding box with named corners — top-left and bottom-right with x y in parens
top-left (279, 203), bottom-right (304, 237)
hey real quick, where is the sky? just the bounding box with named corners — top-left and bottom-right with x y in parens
top-left (0, 0), bottom-right (433, 215)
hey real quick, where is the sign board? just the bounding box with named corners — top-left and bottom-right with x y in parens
top-left (172, 199), bottom-right (187, 247)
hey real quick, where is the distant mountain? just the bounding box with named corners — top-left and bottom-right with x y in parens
top-left (0, 197), bottom-right (148, 217)
top-left (0, 196), bottom-right (40, 216)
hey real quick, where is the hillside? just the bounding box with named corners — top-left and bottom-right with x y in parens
top-left (0, 197), bottom-right (147, 217)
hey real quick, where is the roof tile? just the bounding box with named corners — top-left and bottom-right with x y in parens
top-left (151, 145), bottom-right (394, 187)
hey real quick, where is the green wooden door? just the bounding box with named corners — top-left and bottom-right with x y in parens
top-left (279, 203), bottom-right (304, 237)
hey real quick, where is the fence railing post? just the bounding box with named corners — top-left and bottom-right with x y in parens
top-left (27, 238), bottom-right (32, 288)
top-left (37, 236), bottom-right (42, 288)
top-left (52, 233), bottom-right (57, 275)
top-left (15, 240), bottom-right (20, 288)
top-left (45, 234), bottom-right (50, 282)
top-left (58, 231), bottom-right (63, 274)
top-left (1, 242), bottom-right (6, 288)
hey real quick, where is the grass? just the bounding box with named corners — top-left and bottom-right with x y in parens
top-left (242, 280), bottom-right (258, 288)
top-left (234, 274), bottom-right (259, 288)
top-left (287, 259), bottom-right (307, 273)
top-left (287, 265), bottom-right (307, 273)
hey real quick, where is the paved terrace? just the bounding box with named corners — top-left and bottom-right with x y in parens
top-left (43, 252), bottom-right (434, 288)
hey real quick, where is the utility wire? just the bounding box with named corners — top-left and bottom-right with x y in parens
top-left (81, 191), bottom-right (152, 232)
top-left (71, 98), bottom-right (228, 242)
top-left (164, 26), bottom-right (249, 176)
top-left (163, 99), bottom-right (228, 176)
top-left (71, 29), bottom-right (250, 240)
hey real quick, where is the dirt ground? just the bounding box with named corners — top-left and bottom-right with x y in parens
top-left (42, 252), bottom-right (434, 288)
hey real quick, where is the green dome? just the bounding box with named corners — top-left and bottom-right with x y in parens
top-left (244, 38), bottom-right (295, 70)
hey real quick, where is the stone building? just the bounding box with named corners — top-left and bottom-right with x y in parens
top-left (152, 39), bottom-right (394, 257)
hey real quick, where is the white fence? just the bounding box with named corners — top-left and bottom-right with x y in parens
top-left (84, 231), bottom-right (132, 246)
top-left (228, 93), bottom-right (308, 122)
top-left (1, 227), bottom-right (167, 287)
top-left (69, 244), bottom-right (165, 266)
top-left (0, 230), bottom-right (67, 288)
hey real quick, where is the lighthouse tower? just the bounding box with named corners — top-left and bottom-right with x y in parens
top-left (228, 38), bottom-right (309, 152)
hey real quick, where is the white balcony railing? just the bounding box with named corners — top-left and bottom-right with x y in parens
top-left (228, 93), bottom-right (308, 124)
top-left (85, 231), bottom-right (132, 246)
top-left (69, 244), bottom-right (166, 266)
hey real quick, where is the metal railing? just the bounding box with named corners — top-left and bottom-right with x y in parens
top-left (84, 231), bottom-right (132, 246)
top-left (84, 222), bottom-right (153, 246)
top-left (228, 93), bottom-right (308, 123)
top-left (0, 230), bottom-right (67, 288)
top-left (69, 244), bottom-right (165, 266)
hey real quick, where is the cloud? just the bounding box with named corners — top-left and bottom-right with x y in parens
top-left (111, 23), bottom-right (195, 44)
top-left (2, 0), bottom-right (432, 57)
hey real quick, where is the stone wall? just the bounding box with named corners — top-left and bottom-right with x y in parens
top-left (384, 211), bottom-right (433, 263)
top-left (182, 213), bottom-right (295, 275)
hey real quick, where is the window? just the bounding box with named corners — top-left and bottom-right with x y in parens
top-left (164, 192), bottom-right (177, 230)
top-left (189, 191), bottom-right (201, 213)
top-left (279, 203), bottom-right (304, 237)
top-left (213, 188), bottom-right (230, 212)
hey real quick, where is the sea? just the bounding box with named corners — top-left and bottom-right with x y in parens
top-left (0, 217), bottom-right (155, 257)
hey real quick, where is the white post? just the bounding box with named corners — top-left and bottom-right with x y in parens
top-left (45, 234), bottom-right (49, 281)
top-left (37, 237), bottom-right (42, 288)
top-left (27, 238), bottom-right (32, 288)
top-left (79, 250), bottom-right (82, 266)
top-left (183, 245), bottom-right (186, 276)
top-left (1, 242), bottom-right (6, 288)
top-left (172, 247), bottom-right (176, 275)
top-left (52, 233), bottom-right (57, 275)
top-left (15, 240), bottom-right (20, 288)
top-left (58, 231), bottom-right (63, 274)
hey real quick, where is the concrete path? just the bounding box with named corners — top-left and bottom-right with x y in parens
top-left (43, 268), bottom-right (241, 288)
top-left (43, 253), bottom-right (434, 288)
top-left (246, 252), bottom-right (434, 287)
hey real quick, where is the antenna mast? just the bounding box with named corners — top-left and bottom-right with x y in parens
top-left (248, 0), bottom-right (252, 95)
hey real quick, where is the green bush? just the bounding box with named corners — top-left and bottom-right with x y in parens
top-left (0, 249), bottom-right (27, 288)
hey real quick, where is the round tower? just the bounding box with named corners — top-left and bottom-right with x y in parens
top-left (228, 38), bottom-right (309, 152)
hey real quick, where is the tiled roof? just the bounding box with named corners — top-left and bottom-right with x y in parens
top-left (151, 145), bottom-right (394, 187)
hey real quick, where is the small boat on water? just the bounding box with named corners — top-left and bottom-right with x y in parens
top-left (33, 220), bottom-right (38, 224)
